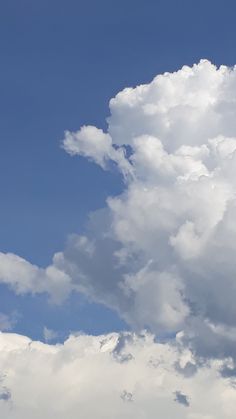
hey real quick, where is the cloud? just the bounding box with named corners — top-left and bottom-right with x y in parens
top-left (62, 125), bottom-right (133, 176)
top-left (59, 60), bottom-right (236, 363)
top-left (0, 252), bottom-right (73, 304)
top-left (0, 312), bottom-right (18, 332)
top-left (0, 331), bottom-right (235, 419)
top-left (2, 60), bottom-right (236, 366)
top-left (43, 327), bottom-right (59, 343)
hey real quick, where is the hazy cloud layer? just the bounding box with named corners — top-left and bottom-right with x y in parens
top-left (0, 331), bottom-right (235, 419)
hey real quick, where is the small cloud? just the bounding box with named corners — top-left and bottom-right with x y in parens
top-left (43, 327), bottom-right (59, 343)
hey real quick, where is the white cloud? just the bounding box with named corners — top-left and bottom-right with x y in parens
top-left (0, 252), bottom-right (73, 304)
top-left (0, 331), bottom-right (235, 419)
top-left (2, 60), bottom-right (236, 365)
top-left (63, 125), bottom-right (133, 176)
top-left (60, 60), bottom-right (236, 361)
top-left (107, 60), bottom-right (235, 150)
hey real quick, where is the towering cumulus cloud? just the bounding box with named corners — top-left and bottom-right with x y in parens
top-left (62, 60), bottom-right (236, 360)
top-left (1, 60), bottom-right (236, 417)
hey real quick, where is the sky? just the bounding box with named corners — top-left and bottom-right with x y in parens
top-left (1, 0), bottom-right (236, 339)
top-left (2, 1), bottom-right (236, 417)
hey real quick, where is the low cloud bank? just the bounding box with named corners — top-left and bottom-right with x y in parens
top-left (0, 331), bottom-right (235, 419)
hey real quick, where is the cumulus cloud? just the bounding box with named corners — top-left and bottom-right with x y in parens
top-left (59, 60), bottom-right (236, 362)
top-left (0, 331), bottom-right (235, 419)
top-left (63, 125), bottom-right (133, 176)
top-left (0, 252), bottom-right (73, 304)
top-left (2, 60), bottom-right (236, 367)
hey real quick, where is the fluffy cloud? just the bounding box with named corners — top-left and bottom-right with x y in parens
top-left (0, 252), bottom-right (73, 303)
top-left (60, 61), bottom-right (236, 361)
top-left (2, 60), bottom-right (236, 367)
top-left (63, 125), bottom-right (132, 176)
top-left (0, 330), bottom-right (235, 419)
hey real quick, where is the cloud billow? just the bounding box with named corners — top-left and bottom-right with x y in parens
top-left (1, 60), bottom-right (236, 378)
top-left (0, 60), bottom-right (236, 355)
top-left (61, 60), bottom-right (236, 362)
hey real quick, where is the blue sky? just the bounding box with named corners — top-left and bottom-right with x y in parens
top-left (1, 0), bottom-right (236, 341)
